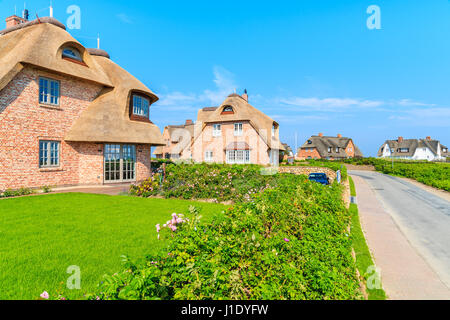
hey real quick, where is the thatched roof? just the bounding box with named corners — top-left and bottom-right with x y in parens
top-left (0, 17), bottom-right (164, 146)
top-left (299, 135), bottom-right (363, 158)
top-left (153, 123), bottom-right (195, 155)
top-left (196, 95), bottom-right (285, 151)
top-left (377, 138), bottom-right (449, 157)
top-left (65, 55), bottom-right (163, 145)
top-left (0, 18), bottom-right (112, 91)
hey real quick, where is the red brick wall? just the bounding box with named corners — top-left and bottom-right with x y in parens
top-left (136, 144), bottom-right (152, 182)
top-left (296, 147), bottom-right (322, 160)
top-left (345, 140), bottom-right (355, 158)
top-left (0, 67), bottom-right (103, 190)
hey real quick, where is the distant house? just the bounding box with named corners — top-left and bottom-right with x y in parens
top-left (153, 120), bottom-right (195, 160)
top-left (154, 91), bottom-right (285, 165)
top-left (378, 137), bottom-right (449, 161)
top-left (296, 133), bottom-right (363, 160)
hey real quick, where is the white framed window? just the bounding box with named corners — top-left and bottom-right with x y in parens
top-left (132, 95), bottom-right (150, 118)
top-left (226, 150), bottom-right (250, 164)
top-left (39, 77), bottom-right (60, 105)
top-left (205, 151), bottom-right (213, 162)
top-left (272, 124), bottom-right (276, 137)
top-left (62, 47), bottom-right (82, 62)
top-left (223, 106), bottom-right (233, 113)
top-left (39, 140), bottom-right (60, 167)
top-left (212, 124), bottom-right (222, 137)
top-left (234, 123), bottom-right (243, 136)
top-left (348, 147), bottom-right (353, 152)
top-left (328, 147), bottom-right (332, 153)
top-left (335, 147), bottom-right (339, 153)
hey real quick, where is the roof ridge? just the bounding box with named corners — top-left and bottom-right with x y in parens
top-left (0, 17), bottom-right (65, 36)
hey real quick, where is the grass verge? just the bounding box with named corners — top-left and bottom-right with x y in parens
top-left (348, 176), bottom-right (386, 300)
top-left (0, 193), bottom-right (227, 300)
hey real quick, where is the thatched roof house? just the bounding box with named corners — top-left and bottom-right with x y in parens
top-left (297, 133), bottom-right (363, 160)
top-left (0, 14), bottom-right (164, 189)
top-left (378, 137), bottom-right (448, 161)
top-left (155, 91), bottom-right (284, 165)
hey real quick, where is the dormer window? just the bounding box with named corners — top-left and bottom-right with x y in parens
top-left (221, 106), bottom-right (234, 114)
top-left (272, 124), bottom-right (277, 137)
top-left (62, 47), bottom-right (82, 62)
top-left (132, 95), bottom-right (149, 118)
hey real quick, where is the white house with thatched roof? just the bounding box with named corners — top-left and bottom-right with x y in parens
top-left (0, 14), bottom-right (164, 190)
top-left (378, 137), bottom-right (449, 161)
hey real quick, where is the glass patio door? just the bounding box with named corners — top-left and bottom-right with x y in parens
top-left (104, 144), bottom-right (136, 183)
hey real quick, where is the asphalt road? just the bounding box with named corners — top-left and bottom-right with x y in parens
top-left (350, 170), bottom-right (450, 289)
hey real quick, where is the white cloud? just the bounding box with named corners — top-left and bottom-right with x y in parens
top-left (278, 97), bottom-right (384, 111)
top-left (156, 66), bottom-right (238, 110)
top-left (116, 13), bottom-right (133, 24)
top-left (388, 107), bottom-right (450, 127)
top-left (395, 99), bottom-right (435, 107)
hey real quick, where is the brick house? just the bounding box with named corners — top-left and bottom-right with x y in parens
top-left (153, 120), bottom-right (195, 160)
top-left (154, 91), bottom-right (285, 165)
top-left (0, 16), bottom-right (164, 191)
top-left (378, 136), bottom-right (449, 161)
top-left (296, 133), bottom-right (363, 160)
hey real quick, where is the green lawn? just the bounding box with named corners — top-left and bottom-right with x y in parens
top-left (0, 193), bottom-right (227, 300)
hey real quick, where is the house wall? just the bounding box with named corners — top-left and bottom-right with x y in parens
top-left (345, 140), bottom-right (355, 157)
top-left (0, 67), bottom-right (106, 190)
top-left (136, 144), bottom-right (152, 181)
top-left (412, 147), bottom-right (436, 161)
top-left (191, 121), bottom-right (271, 165)
top-left (296, 147), bottom-right (322, 160)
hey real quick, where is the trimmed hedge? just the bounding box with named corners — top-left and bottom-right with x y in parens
top-left (131, 164), bottom-right (280, 203)
top-left (94, 173), bottom-right (361, 300)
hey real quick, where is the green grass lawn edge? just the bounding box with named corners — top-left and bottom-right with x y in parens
top-left (348, 176), bottom-right (386, 300)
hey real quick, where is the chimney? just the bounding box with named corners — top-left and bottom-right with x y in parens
top-left (318, 133), bottom-right (324, 137)
top-left (23, 9), bottom-right (29, 21)
top-left (242, 89), bottom-right (248, 102)
top-left (185, 119), bottom-right (193, 126)
top-left (5, 15), bottom-right (27, 28)
top-left (337, 133), bottom-right (342, 138)
top-left (398, 136), bottom-right (403, 143)
top-left (426, 136), bottom-right (431, 141)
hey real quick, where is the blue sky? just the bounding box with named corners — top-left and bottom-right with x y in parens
top-left (2, 0), bottom-right (449, 156)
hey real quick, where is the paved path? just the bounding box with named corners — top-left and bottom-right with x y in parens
top-left (52, 183), bottom-right (131, 196)
top-left (350, 170), bottom-right (450, 300)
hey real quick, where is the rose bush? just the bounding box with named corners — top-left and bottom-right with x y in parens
top-left (95, 174), bottom-right (361, 300)
top-left (131, 164), bottom-right (280, 203)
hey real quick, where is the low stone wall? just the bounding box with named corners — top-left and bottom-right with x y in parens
top-left (279, 166), bottom-right (337, 182)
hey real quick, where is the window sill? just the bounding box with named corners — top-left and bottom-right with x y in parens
top-left (39, 167), bottom-right (64, 172)
top-left (39, 104), bottom-right (62, 110)
top-left (130, 114), bottom-right (152, 123)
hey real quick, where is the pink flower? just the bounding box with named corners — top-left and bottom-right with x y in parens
top-left (156, 224), bottom-right (160, 233)
top-left (284, 238), bottom-right (290, 242)
top-left (40, 291), bottom-right (49, 299)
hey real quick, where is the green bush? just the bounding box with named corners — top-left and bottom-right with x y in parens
top-left (131, 164), bottom-right (280, 203)
top-left (1, 187), bottom-right (33, 198)
top-left (375, 161), bottom-right (450, 191)
top-left (94, 174), bottom-right (361, 300)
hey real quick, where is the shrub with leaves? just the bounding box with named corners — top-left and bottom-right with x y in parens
top-left (95, 174), bottom-right (361, 300)
top-left (131, 164), bottom-right (280, 203)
